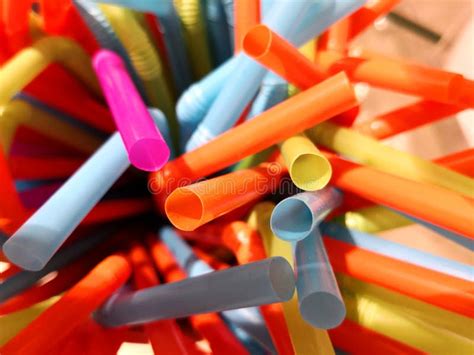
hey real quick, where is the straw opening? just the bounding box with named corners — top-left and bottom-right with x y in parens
top-left (300, 291), bottom-right (346, 329)
top-left (268, 257), bottom-right (295, 301)
top-left (291, 153), bottom-right (332, 191)
top-left (128, 138), bottom-right (170, 172)
top-left (242, 25), bottom-right (273, 59)
top-left (165, 188), bottom-right (205, 231)
top-left (271, 198), bottom-right (314, 241)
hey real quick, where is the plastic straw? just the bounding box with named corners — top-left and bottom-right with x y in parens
top-left (271, 188), bottom-right (342, 241)
top-left (322, 222), bottom-right (473, 281)
top-left (148, 107), bottom-right (175, 159)
top-left (99, 4), bottom-right (178, 142)
top-left (203, 0), bottom-right (232, 65)
top-left (221, 221), bottom-right (294, 355)
top-left (234, 0), bottom-right (260, 53)
top-left (1, 255), bottom-right (131, 355)
top-left (329, 319), bottom-right (424, 355)
top-left (324, 237), bottom-right (474, 317)
top-left (185, 0), bottom-right (313, 152)
top-left (339, 274), bottom-right (474, 354)
top-left (353, 100), bottom-right (464, 139)
top-left (324, 152), bottom-right (474, 239)
top-left (0, 99), bottom-right (102, 155)
top-left (94, 50), bottom-right (170, 171)
top-left (95, 256), bottom-right (295, 327)
top-left (160, 226), bottom-right (276, 353)
top-left (247, 202), bottom-right (335, 355)
top-left (348, 0), bottom-right (401, 40)
top-left (150, 72), bottom-right (357, 205)
top-left (316, 51), bottom-right (474, 107)
top-left (322, 18), bottom-right (350, 53)
top-left (95, 0), bottom-right (193, 94)
top-left (165, 162), bottom-right (285, 231)
top-left (308, 122), bottom-right (474, 197)
top-left (247, 72), bottom-right (288, 120)
top-left (0, 227), bottom-right (113, 303)
top-left (1, 0), bottom-right (31, 54)
top-left (243, 24), bottom-right (327, 89)
top-left (293, 229), bottom-right (345, 329)
top-left (73, 0), bottom-right (147, 100)
top-left (436, 148), bottom-right (474, 177)
top-left (147, 237), bottom-right (249, 355)
top-left (174, 0), bottom-right (213, 78)
top-left (278, 134), bottom-right (332, 191)
top-left (129, 242), bottom-right (192, 354)
top-left (3, 132), bottom-right (130, 271)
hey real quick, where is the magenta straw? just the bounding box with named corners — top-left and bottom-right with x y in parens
top-left (93, 50), bottom-right (170, 171)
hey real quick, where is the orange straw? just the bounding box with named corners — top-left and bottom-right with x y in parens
top-left (323, 237), bottom-right (474, 318)
top-left (348, 0), bottom-right (401, 40)
top-left (165, 162), bottom-right (286, 231)
top-left (322, 18), bottom-right (350, 53)
top-left (129, 242), bottom-right (195, 355)
top-left (234, 0), bottom-right (260, 53)
top-left (316, 50), bottom-right (474, 107)
top-left (353, 100), bottom-right (465, 139)
top-left (1, 254), bottom-right (131, 355)
top-left (82, 198), bottom-right (153, 225)
top-left (435, 149), bottom-right (474, 178)
top-left (243, 24), bottom-right (327, 89)
top-left (329, 319), bottom-right (424, 355)
top-left (1, 0), bottom-right (32, 53)
top-left (222, 221), bottom-right (294, 355)
top-left (323, 152), bottom-right (474, 239)
top-left (148, 237), bottom-right (249, 355)
top-left (150, 72), bottom-right (357, 207)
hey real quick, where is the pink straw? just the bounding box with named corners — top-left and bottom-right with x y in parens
top-left (93, 50), bottom-right (170, 171)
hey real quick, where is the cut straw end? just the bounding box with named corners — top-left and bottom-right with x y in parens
top-left (290, 153), bottom-right (332, 191)
top-left (270, 198), bottom-right (314, 242)
top-left (128, 137), bottom-right (170, 172)
top-left (299, 290), bottom-right (346, 329)
top-left (165, 188), bottom-right (205, 231)
top-left (243, 24), bottom-right (273, 59)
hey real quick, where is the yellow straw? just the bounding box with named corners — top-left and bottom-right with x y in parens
top-left (0, 37), bottom-right (101, 107)
top-left (173, 0), bottom-right (213, 79)
top-left (0, 296), bottom-right (61, 346)
top-left (247, 202), bottom-right (335, 355)
top-left (339, 274), bottom-right (474, 354)
top-left (0, 99), bottom-right (102, 155)
top-left (333, 205), bottom-right (412, 234)
top-left (279, 133), bottom-right (332, 191)
top-left (307, 121), bottom-right (474, 198)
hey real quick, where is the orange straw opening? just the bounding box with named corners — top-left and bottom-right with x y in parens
top-left (165, 189), bottom-right (204, 231)
top-left (243, 25), bottom-right (272, 59)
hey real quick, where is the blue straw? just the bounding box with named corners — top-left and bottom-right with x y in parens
top-left (247, 72), bottom-right (288, 120)
top-left (160, 227), bottom-right (276, 353)
top-left (293, 228), bottom-right (345, 329)
top-left (148, 108), bottom-right (175, 159)
top-left (93, 0), bottom-right (193, 94)
top-left (320, 222), bottom-right (474, 282)
top-left (3, 133), bottom-right (130, 271)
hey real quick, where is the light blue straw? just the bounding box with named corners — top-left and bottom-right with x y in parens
top-left (247, 72), bottom-right (288, 120)
top-left (271, 188), bottom-right (343, 241)
top-left (160, 226), bottom-right (276, 353)
top-left (3, 133), bottom-right (130, 271)
top-left (293, 228), bottom-right (345, 329)
top-left (320, 222), bottom-right (474, 282)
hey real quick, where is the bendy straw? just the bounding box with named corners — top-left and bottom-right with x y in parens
top-left (93, 50), bottom-right (170, 171)
top-left (1, 255), bottom-right (131, 355)
top-left (95, 257), bottom-right (295, 327)
top-left (322, 222), bottom-right (473, 281)
top-left (278, 134), bottom-right (332, 191)
top-left (308, 121), bottom-right (474, 198)
top-left (3, 132), bottom-right (129, 271)
top-left (0, 36), bottom-right (101, 107)
top-left (293, 229), bottom-right (346, 329)
top-left (271, 188), bottom-right (342, 242)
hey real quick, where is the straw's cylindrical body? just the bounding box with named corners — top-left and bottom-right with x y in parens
top-left (94, 50), bottom-right (170, 171)
top-left (3, 133), bottom-right (130, 271)
top-left (96, 257), bottom-right (295, 327)
top-left (294, 229), bottom-right (345, 329)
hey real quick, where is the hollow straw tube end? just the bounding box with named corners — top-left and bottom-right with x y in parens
top-left (270, 198), bottom-right (314, 242)
top-left (299, 290), bottom-right (346, 329)
top-left (290, 153), bottom-right (332, 191)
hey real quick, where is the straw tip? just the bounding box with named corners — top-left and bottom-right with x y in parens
top-left (300, 291), bottom-right (346, 329)
top-left (242, 24), bottom-right (272, 59)
top-left (270, 198), bottom-right (313, 242)
top-left (129, 138), bottom-right (170, 172)
top-left (3, 238), bottom-right (47, 271)
top-left (92, 49), bottom-right (124, 72)
top-left (268, 256), bottom-right (296, 301)
top-left (290, 153), bottom-right (332, 191)
top-left (165, 188), bottom-right (204, 231)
